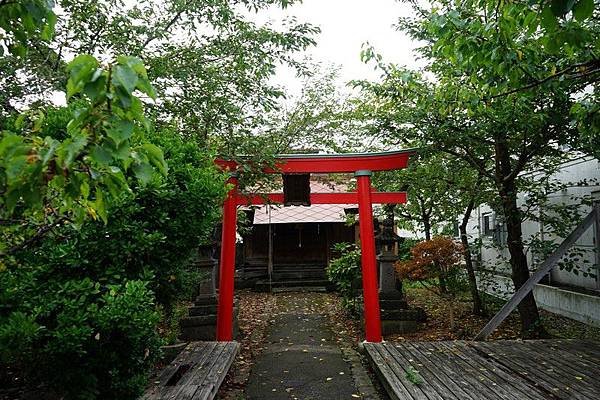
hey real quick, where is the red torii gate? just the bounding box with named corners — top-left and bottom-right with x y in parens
top-left (214, 150), bottom-right (413, 342)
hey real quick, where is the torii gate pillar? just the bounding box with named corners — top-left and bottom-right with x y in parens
top-left (355, 170), bottom-right (382, 342)
top-left (216, 173), bottom-right (238, 341)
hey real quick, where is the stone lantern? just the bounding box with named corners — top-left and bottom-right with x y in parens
top-left (375, 206), bottom-right (422, 334)
top-left (375, 207), bottom-right (406, 304)
top-left (179, 225), bottom-right (238, 341)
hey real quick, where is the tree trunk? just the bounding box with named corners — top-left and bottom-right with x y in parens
top-left (423, 216), bottom-right (432, 241)
top-left (494, 139), bottom-right (547, 338)
top-left (459, 199), bottom-right (484, 316)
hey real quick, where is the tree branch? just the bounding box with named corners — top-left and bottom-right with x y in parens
top-left (489, 59), bottom-right (600, 100)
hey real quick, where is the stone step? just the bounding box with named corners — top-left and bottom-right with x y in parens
top-left (272, 271), bottom-right (327, 280)
top-left (272, 286), bottom-right (328, 293)
top-left (194, 295), bottom-right (218, 306)
top-left (188, 304), bottom-right (218, 316)
top-left (180, 314), bottom-right (217, 327)
top-left (255, 279), bottom-right (333, 293)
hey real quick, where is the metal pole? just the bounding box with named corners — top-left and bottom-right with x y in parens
top-left (355, 170), bottom-right (382, 342)
top-left (216, 173), bottom-right (238, 341)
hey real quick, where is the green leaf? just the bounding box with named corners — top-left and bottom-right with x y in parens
top-left (90, 145), bottom-right (113, 165)
top-left (132, 161), bottom-right (154, 184)
top-left (136, 77), bottom-right (157, 100)
top-left (58, 133), bottom-right (88, 168)
top-left (551, 0), bottom-right (576, 16)
top-left (573, 0), bottom-right (594, 21)
top-left (141, 143), bottom-right (168, 176)
top-left (541, 6), bottom-right (559, 31)
top-left (112, 64), bottom-right (138, 94)
top-left (107, 119), bottom-right (134, 145)
top-left (113, 140), bottom-right (131, 161)
top-left (67, 55), bottom-right (99, 99)
top-left (83, 72), bottom-right (107, 102)
top-left (40, 11), bottom-right (57, 41)
top-left (94, 187), bottom-right (108, 224)
top-left (103, 169), bottom-right (128, 197)
top-left (40, 137), bottom-right (59, 166)
top-left (5, 189), bottom-right (20, 212)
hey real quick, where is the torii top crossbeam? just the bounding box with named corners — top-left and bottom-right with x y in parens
top-left (215, 149), bottom-right (411, 174)
top-left (214, 150), bottom-right (414, 343)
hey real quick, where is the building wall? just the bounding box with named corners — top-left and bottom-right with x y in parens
top-left (242, 222), bottom-right (355, 268)
top-left (466, 156), bottom-right (600, 291)
top-left (477, 272), bottom-right (600, 326)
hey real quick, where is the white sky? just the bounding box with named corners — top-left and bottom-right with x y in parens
top-left (253, 0), bottom-right (423, 96)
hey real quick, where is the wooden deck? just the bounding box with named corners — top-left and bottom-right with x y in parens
top-left (142, 341), bottom-right (239, 400)
top-left (365, 340), bottom-right (600, 400)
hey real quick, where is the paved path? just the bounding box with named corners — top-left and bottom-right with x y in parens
top-left (245, 298), bottom-right (362, 400)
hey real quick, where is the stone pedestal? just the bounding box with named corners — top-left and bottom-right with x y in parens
top-left (377, 251), bottom-right (421, 334)
top-left (179, 244), bottom-right (239, 340)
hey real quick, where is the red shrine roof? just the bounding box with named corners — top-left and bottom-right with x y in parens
top-left (252, 179), bottom-right (356, 225)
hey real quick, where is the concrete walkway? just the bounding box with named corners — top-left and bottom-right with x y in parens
top-left (245, 297), bottom-right (363, 399)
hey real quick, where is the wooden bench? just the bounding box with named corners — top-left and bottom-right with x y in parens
top-left (142, 341), bottom-right (239, 400)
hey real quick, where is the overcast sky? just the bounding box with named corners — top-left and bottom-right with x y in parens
top-left (253, 0), bottom-right (423, 96)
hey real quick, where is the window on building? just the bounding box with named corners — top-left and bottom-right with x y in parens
top-left (482, 213), bottom-right (493, 236)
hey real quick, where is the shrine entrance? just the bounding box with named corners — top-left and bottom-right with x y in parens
top-left (214, 150), bottom-right (413, 343)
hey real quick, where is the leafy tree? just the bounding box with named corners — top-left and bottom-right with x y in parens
top-left (370, 150), bottom-right (488, 313)
top-left (1, 0), bottom-right (319, 148)
top-left (264, 65), bottom-right (367, 153)
top-left (357, 0), bottom-right (599, 337)
top-left (0, 6), bottom-right (219, 398)
top-left (0, 0), bottom-right (56, 57)
top-left (1, 55), bottom-right (166, 262)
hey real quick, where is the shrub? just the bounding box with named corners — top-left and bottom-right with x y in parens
top-left (395, 236), bottom-right (464, 294)
top-left (0, 113), bottom-right (225, 399)
top-left (327, 243), bottom-right (362, 314)
top-left (0, 269), bottom-right (161, 399)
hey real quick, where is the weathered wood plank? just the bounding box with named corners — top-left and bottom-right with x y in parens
top-left (521, 341), bottom-right (597, 381)
top-left (475, 207), bottom-right (598, 341)
top-left (368, 340), bottom-right (600, 400)
top-left (430, 342), bottom-right (516, 400)
top-left (172, 343), bottom-right (229, 399)
top-left (143, 342), bottom-right (215, 400)
top-left (400, 343), bottom-right (481, 400)
top-left (557, 339), bottom-right (600, 362)
top-left (142, 341), bottom-right (238, 400)
top-left (493, 340), bottom-right (600, 399)
top-left (429, 341), bottom-right (537, 400)
top-left (437, 342), bottom-right (547, 400)
top-left (383, 343), bottom-right (452, 400)
top-left (364, 342), bottom-right (425, 400)
top-left (192, 343), bottom-right (239, 400)
top-left (472, 341), bottom-right (588, 400)
top-left (376, 343), bottom-right (435, 400)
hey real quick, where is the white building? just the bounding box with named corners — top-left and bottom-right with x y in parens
top-left (465, 155), bottom-right (600, 326)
